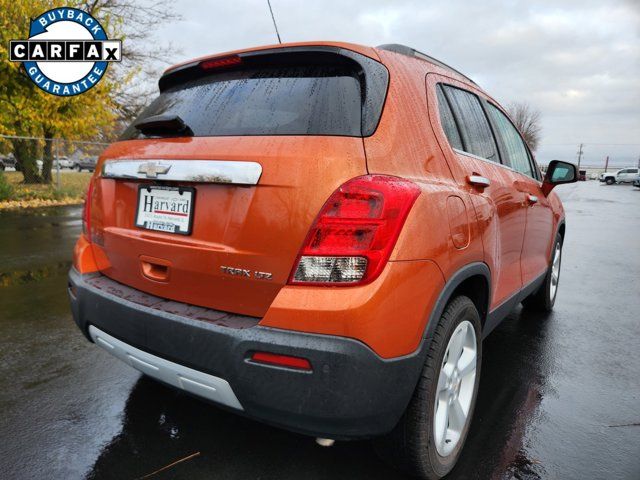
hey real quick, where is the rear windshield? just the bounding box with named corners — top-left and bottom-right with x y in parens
top-left (122, 65), bottom-right (365, 138)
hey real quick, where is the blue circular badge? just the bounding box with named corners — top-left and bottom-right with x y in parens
top-left (15, 7), bottom-right (121, 97)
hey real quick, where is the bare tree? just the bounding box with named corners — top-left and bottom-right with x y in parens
top-left (507, 102), bottom-right (542, 151)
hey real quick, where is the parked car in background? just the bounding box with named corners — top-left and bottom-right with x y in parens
top-left (578, 169), bottom-right (587, 181)
top-left (633, 176), bottom-right (640, 189)
top-left (600, 168), bottom-right (639, 185)
top-left (56, 156), bottom-right (74, 169)
top-left (619, 168), bottom-right (640, 183)
top-left (30, 157), bottom-right (74, 172)
top-left (73, 157), bottom-right (97, 172)
top-left (0, 153), bottom-right (17, 171)
top-left (69, 42), bottom-right (578, 480)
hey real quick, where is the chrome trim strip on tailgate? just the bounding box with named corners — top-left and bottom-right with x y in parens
top-left (88, 325), bottom-right (244, 410)
top-left (102, 159), bottom-right (262, 185)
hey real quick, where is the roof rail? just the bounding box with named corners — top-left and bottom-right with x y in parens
top-left (376, 44), bottom-right (477, 85)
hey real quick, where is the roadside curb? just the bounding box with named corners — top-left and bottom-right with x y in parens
top-left (0, 198), bottom-right (83, 210)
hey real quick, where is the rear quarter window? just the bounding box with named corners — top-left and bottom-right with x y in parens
top-left (436, 85), bottom-right (463, 150)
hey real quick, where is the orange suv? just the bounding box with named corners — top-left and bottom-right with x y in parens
top-left (68, 42), bottom-right (577, 479)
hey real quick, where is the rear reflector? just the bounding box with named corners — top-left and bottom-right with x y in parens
top-left (289, 175), bottom-right (420, 286)
top-left (250, 352), bottom-right (312, 371)
top-left (200, 55), bottom-right (242, 70)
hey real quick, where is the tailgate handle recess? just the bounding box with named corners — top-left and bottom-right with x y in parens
top-left (140, 255), bottom-right (171, 282)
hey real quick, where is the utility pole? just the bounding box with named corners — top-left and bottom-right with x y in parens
top-left (604, 155), bottom-right (609, 173)
top-left (576, 143), bottom-right (584, 170)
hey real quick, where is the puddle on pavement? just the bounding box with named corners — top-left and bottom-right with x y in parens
top-left (0, 261), bottom-right (72, 287)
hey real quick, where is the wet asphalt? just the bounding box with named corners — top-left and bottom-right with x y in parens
top-left (0, 181), bottom-right (638, 480)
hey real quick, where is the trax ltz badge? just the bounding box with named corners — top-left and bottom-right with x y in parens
top-left (8, 7), bottom-right (121, 96)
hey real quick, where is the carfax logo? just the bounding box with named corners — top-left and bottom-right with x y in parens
top-left (8, 7), bottom-right (121, 96)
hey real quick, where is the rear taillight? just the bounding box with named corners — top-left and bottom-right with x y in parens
top-left (82, 179), bottom-right (94, 242)
top-left (289, 175), bottom-right (420, 286)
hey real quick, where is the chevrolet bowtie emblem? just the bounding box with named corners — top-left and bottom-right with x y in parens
top-left (138, 161), bottom-right (171, 178)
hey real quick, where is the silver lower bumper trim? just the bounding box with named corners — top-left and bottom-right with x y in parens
top-left (88, 326), bottom-right (243, 411)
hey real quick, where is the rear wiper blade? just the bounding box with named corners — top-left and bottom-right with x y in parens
top-left (134, 114), bottom-right (194, 137)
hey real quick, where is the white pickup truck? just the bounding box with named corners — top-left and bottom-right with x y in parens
top-left (599, 168), bottom-right (639, 185)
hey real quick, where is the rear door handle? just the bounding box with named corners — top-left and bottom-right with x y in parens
top-left (467, 175), bottom-right (491, 188)
top-left (527, 194), bottom-right (538, 205)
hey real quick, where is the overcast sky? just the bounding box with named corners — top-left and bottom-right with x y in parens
top-left (150, 0), bottom-right (639, 166)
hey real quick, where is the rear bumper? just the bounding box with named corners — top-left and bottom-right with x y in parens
top-left (68, 268), bottom-right (426, 439)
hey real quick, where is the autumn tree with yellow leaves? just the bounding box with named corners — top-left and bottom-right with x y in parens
top-left (0, 0), bottom-right (177, 183)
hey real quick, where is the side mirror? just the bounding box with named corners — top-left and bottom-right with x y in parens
top-left (542, 160), bottom-right (578, 196)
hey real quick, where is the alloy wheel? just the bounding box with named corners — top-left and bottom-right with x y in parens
top-left (433, 320), bottom-right (477, 457)
top-left (550, 242), bottom-right (561, 301)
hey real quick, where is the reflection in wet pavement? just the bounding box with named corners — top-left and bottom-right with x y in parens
top-left (1, 183), bottom-right (639, 479)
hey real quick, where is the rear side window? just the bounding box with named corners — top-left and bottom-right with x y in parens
top-left (486, 103), bottom-right (534, 178)
top-left (441, 85), bottom-right (499, 162)
top-left (436, 86), bottom-right (463, 150)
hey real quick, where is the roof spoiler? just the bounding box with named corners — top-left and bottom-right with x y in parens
top-left (377, 43), bottom-right (477, 86)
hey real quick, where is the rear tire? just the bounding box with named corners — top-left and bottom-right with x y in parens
top-left (374, 296), bottom-right (482, 479)
top-left (522, 233), bottom-right (562, 312)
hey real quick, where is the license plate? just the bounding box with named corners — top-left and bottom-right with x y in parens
top-left (135, 186), bottom-right (195, 235)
